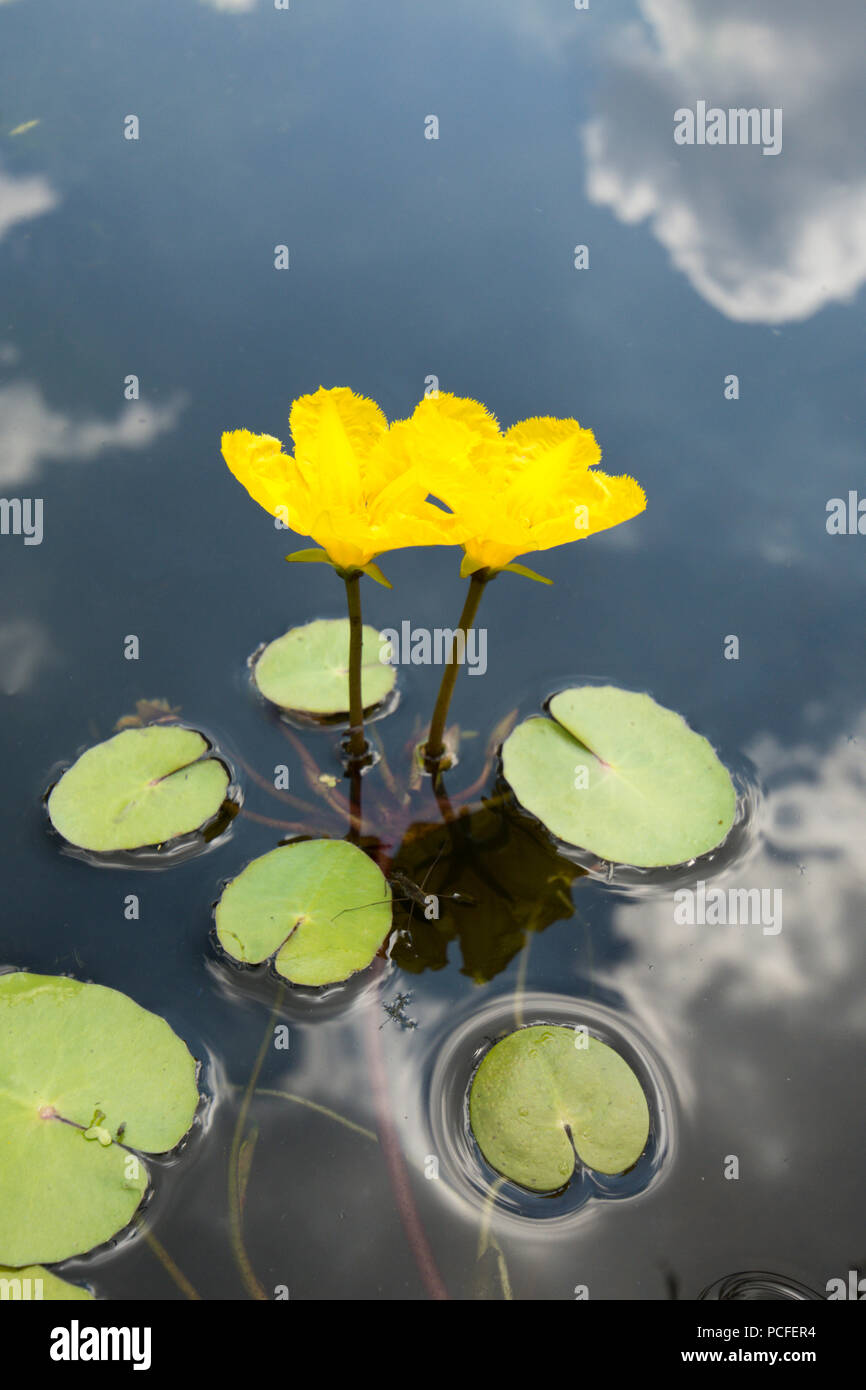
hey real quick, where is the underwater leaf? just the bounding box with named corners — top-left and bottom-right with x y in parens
top-left (0, 973), bottom-right (200, 1267)
top-left (114, 697), bottom-right (182, 730)
top-left (469, 1025), bottom-right (649, 1193)
top-left (47, 726), bottom-right (229, 853)
top-left (253, 618), bottom-right (396, 716)
top-left (502, 685), bottom-right (735, 868)
top-left (0, 1265), bottom-right (94, 1301)
top-left (215, 839), bottom-right (391, 986)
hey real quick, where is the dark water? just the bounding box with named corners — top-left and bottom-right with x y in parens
top-left (2, 0), bottom-right (865, 1300)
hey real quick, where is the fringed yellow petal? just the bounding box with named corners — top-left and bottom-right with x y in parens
top-left (408, 396), bottom-right (505, 495)
top-left (289, 387), bottom-right (387, 511)
top-left (504, 423), bottom-right (602, 514)
top-left (504, 416), bottom-right (597, 463)
top-left (574, 471), bottom-right (647, 534)
top-left (221, 430), bottom-right (291, 518)
top-left (404, 400), bottom-right (645, 572)
top-left (412, 392), bottom-right (501, 441)
top-left (222, 387), bottom-right (645, 577)
top-left (289, 386), bottom-right (388, 458)
top-left (223, 389), bottom-right (462, 570)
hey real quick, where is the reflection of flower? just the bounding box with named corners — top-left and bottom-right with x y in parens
top-left (221, 387), bottom-right (458, 572)
top-left (407, 393), bottom-right (646, 576)
top-left (390, 802), bottom-right (582, 983)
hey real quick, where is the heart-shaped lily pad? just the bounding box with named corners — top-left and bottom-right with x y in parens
top-left (502, 686), bottom-right (735, 868)
top-left (0, 972), bottom-right (200, 1267)
top-left (469, 1025), bottom-right (650, 1192)
top-left (253, 619), bottom-right (396, 715)
top-left (215, 839), bottom-right (391, 985)
top-left (47, 726), bottom-right (230, 853)
top-left (0, 1266), bottom-right (94, 1301)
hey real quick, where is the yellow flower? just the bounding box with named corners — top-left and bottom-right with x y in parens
top-left (407, 393), bottom-right (646, 577)
top-left (221, 387), bottom-right (458, 574)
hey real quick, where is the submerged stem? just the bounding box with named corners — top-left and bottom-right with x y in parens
top-left (252, 1088), bottom-right (378, 1143)
top-left (136, 1221), bottom-right (202, 1301)
top-left (228, 986), bottom-right (285, 1301)
top-left (424, 571), bottom-right (489, 770)
top-left (476, 1178), bottom-right (513, 1301)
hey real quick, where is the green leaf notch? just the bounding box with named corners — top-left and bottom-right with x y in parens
top-left (215, 838), bottom-right (392, 986)
top-left (47, 726), bottom-right (230, 853)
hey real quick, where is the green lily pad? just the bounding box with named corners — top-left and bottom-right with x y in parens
top-left (0, 973), bottom-right (199, 1267)
top-left (253, 619), bottom-right (396, 715)
top-left (502, 686), bottom-right (736, 868)
top-left (47, 726), bottom-right (230, 853)
top-left (215, 839), bottom-right (391, 986)
top-left (469, 1025), bottom-right (650, 1192)
top-left (0, 1265), bottom-right (94, 1301)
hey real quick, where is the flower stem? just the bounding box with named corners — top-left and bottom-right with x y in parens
top-left (424, 570), bottom-right (489, 769)
top-left (344, 570), bottom-right (367, 761)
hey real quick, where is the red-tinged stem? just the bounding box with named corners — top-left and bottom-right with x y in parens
top-left (365, 956), bottom-right (449, 1300)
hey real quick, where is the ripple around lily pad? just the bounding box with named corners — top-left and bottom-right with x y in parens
top-left (207, 930), bottom-right (394, 1024)
top-left (497, 759), bottom-right (761, 896)
top-left (699, 1271), bottom-right (824, 1301)
top-left (420, 991), bottom-right (675, 1226)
